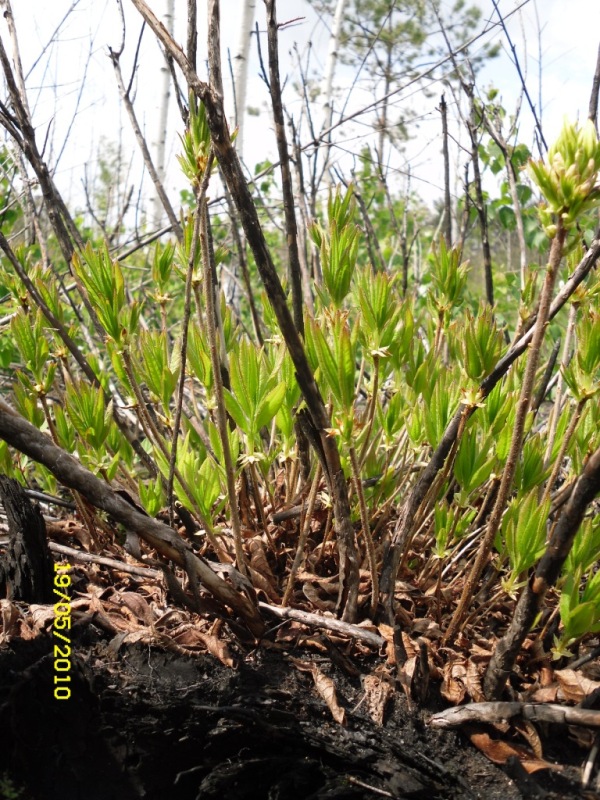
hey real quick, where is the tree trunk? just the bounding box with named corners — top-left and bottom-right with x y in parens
top-left (152, 0), bottom-right (175, 228)
top-left (232, 0), bottom-right (256, 161)
top-left (0, 475), bottom-right (54, 603)
top-left (319, 0), bottom-right (346, 176)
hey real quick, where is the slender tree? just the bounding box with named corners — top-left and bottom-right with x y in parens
top-left (232, 0), bottom-right (256, 161)
top-left (152, 0), bottom-right (175, 228)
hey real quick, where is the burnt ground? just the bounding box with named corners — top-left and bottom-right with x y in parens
top-left (0, 622), bottom-right (595, 800)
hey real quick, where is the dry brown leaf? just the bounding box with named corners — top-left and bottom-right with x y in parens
top-left (103, 602), bottom-right (143, 632)
top-left (393, 581), bottom-right (417, 612)
top-left (30, 605), bottom-right (55, 634)
top-left (195, 631), bottom-right (236, 668)
top-left (513, 719), bottom-right (544, 759)
top-left (468, 728), bottom-right (559, 773)
top-left (291, 658), bottom-right (347, 726)
top-left (1, 599), bottom-right (24, 640)
top-left (441, 660), bottom-right (467, 705)
top-left (469, 641), bottom-right (493, 659)
top-left (169, 623), bottom-right (204, 644)
top-left (555, 669), bottom-right (600, 704)
top-left (311, 665), bottom-right (347, 726)
top-left (465, 658), bottom-right (485, 703)
top-left (354, 619), bottom-right (379, 634)
top-left (18, 620), bottom-right (37, 640)
top-left (528, 685), bottom-right (559, 703)
top-left (77, 594), bottom-right (103, 613)
top-left (248, 565), bottom-right (279, 602)
top-left (46, 518), bottom-right (92, 551)
top-left (540, 666), bottom-right (555, 687)
top-left (397, 655), bottom-right (417, 701)
top-left (302, 582), bottom-right (336, 612)
top-left (297, 636), bottom-right (329, 653)
top-left (114, 591), bottom-right (155, 625)
top-left (401, 631), bottom-right (419, 660)
top-left (376, 623), bottom-right (394, 661)
top-left (249, 538), bottom-right (277, 583)
top-left (362, 674), bottom-right (393, 726)
top-left (154, 608), bottom-right (186, 629)
top-left (106, 601), bottom-right (143, 628)
top-left (412, 617), bottom-right (442, 639)
top-left (166, 622), bottom-right (235, 667)
top-left (297, 572), bottom-right (339, 591)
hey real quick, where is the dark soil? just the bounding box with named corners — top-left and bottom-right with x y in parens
top-left (0, 622), bottom-right (593, 800)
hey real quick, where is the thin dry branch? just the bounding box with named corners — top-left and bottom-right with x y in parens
top-left (445, 221), bottom-right (567, 643)
top-left (0, 399), bottom-right (264, 637)
top-left (380, 230), bottom-right (600, 606)
top-left (49, 542), bottom-right (162, 580)
top-left (265, 0), bottom-right (304, 336)
top-left (484, 441), bottom-right (600, 699)
top-left (589, 42), bottom-right (600, 128)
top-left (0, 37), bottom-right (83, 260)
top-left (258, 602), bottom-right (384, 649)
top-left (431, 701), bottom-right (600, 730)
top-left (129, 0), bottom-right (359, 622)
top-left (109, 19), bottom-right (182, 241)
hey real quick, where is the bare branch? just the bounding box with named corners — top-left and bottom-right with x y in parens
top-left (0, 398), bottom-right (264, 637)
top-left (129, 0), bottom-right (360, 621)
top-left (588, 42), bottom-right (600, 129)
top-left (484, 442), bottom-right (600, 699)
top-left (265, 0), bottom-right (304, 335)
top-left (108, 46), bottom-right (182, 241)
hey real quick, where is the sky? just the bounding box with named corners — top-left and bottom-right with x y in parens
top-left (2, 0), bottom-right (600, 221)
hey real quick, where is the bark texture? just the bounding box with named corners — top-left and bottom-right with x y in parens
top-left (0, 475), bottom-right (54, 603)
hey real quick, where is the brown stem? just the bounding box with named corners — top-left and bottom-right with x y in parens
top-left (200, 197), bottom-right (248, 577)
top-left (588, 42), bottom-right (600, 128)
top-left (484, 442), bottom-right (600, 699)
top-left (0, 399), bottom-right (264, 637)
top-left (264, 0), bottom-right (304, 336)
top-left (467, 102), bottom-right (494, 306)
top-left (350, 445), bottom-right (378, 617)
top-left (168, 193), bottom-right (203, 521)
top-left (440, 94), bottom-right (452, 247)
top-left (129, 0), bottom-right (359, 621)
top-left (282, 463), bottom-right (322, 607)
top-left (187, 0), bottom-right (197, 68)
top-left (109, 48), bottom-right (183, 241)
top-left (444, 221), bottom-right (567, 645)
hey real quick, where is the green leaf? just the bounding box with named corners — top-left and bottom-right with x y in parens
top-left (255, 381), bottom-right (287, 431)
top-left (187, 323), bottom-right (213, 390)
top-left (454, 428), bottom-right (496, 495)
top-left (501, 492), bottom-right (550, 581)
top-left (497, 205), bottom-right (516, 230)
top-left (565, 517), bottom-right (600, 575)
top-left (11, 308), bottom-right (49, 381)
top-left (423, 373), bottom-right (459, 449)
top-left (309, 318), bottom-right (340, 404)
top-left (136, 330), bottom-right (179, 412)
top-left (223, 388), bottom-right (250, 433)
top-left (65, 380), bottom-right (112, 451)
top-left (334, 316), bottom-right (356, 412)
top-left (139, 474), bottom-right (166, 517)
top-left (515, 434), bottom-right (551, 492)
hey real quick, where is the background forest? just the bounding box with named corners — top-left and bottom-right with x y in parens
top-left (1, 0), bottom-right (600, 788)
